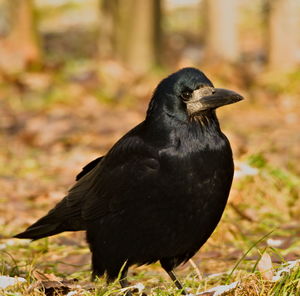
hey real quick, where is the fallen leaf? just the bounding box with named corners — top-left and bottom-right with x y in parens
top-left (30, 270), bottom-right (81, 296)
top-left (257, 252), bottom-right (273, 280)
top-left (33, 270), bottom-right (62, 282)
top-left (272, 259), bottom-right (300, 282)
top-left (0, 275), bottom-right (26, 289)
top-left (198, 281), bottom-right (238, 296)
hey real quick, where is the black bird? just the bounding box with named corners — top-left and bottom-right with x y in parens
top-left (15, 68), bottom-right (243, 294)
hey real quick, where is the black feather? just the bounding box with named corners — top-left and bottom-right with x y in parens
top-left (75, 157), bottom-right (103, 181)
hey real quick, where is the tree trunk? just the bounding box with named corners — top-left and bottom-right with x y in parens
top-left (0, 0), bottom-right (42, 76)
top-left (98, 0), bottom-right (118, 61)
top-left (267, 0), bottom-right (300, 71)
top-left (98, 0), bottom-right (162, 73)
top-left (204, 0), bottom-right (239, 63)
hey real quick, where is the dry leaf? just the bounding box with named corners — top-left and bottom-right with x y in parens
top-left (257, 252), bottom-right (274, 280)
top-left (33, 270), bottom-right (62, 282)
top-left (198, 281), bottom-right (238, 296)
top-left (30, 270), bottom-right (80, 296)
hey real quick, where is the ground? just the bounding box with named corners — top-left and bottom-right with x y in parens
top-left (0, 65), bottom-right (299, 295)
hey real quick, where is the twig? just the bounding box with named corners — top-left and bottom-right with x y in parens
top-left (189, 259), bottom-right (202, 280)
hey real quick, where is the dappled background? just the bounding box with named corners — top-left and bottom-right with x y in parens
top-left (0, 0), bottom-right (300, 295)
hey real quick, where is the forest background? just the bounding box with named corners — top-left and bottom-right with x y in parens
top-left (0, 0), bottom-right (300, 295)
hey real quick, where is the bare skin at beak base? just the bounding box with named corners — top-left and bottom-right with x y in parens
top-left (186, 87), bottom-right (244, 115)
top-left (199, 88), bottom-right (244, 109)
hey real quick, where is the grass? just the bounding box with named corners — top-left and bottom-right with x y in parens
top-left (271, 265), bottom-right (300, 295)
top-left (1, 61), bottom-right (300, 294)
top-left (1, 117), bottom-right (300, 295)
top-left (1, 259), bottom-right (299, 295)
top-left (1, 157), bottom-right (299, 295)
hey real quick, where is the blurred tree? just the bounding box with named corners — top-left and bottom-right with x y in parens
top-left (0, 0), bottom-right (42, 76)
top-left (203, 0), bottom-right (239, 63)
top-left (266, 0), bottom-right (300, 71)
top-left (98, 0), bottom-right (162, 73)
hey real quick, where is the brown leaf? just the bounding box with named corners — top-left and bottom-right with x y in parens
top-left (30, 270), bottom-right (81, 295)
top-left (32, 270), bottom-right (62, 282)
top-left (257, 252), bottom-right (274, 280)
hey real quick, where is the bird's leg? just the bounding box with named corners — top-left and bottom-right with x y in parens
top-left (119, 269), bottom-right (133, 296)
top-left (166, 270), bottom-right (187, 295)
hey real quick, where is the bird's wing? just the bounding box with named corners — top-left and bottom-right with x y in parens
top-left (66, 125), bottom-right (160, 221)
top-left (75, 156), bottom-right (104, 181)
top-left (15, 123), bottom-right (159, 239)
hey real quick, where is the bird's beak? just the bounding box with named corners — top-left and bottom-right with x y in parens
top-left (186, 88), bottom-right (244, 114)
top-left (199, 88), bottom-right (244, 109)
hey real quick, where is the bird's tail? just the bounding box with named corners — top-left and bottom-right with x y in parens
top-left (14, 199), bottom-right (86, 240)
top-left (14, 220), bottom-right (66, 240)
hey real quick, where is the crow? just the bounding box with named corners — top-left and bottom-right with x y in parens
top-left (15, 68), bottom-right (243, 294)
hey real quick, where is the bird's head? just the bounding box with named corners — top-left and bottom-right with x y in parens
top-left (147, 67), bottom-right (243, 122)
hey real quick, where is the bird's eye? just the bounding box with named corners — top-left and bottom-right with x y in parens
top-left (181, 89), bottom-right (193, 101)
